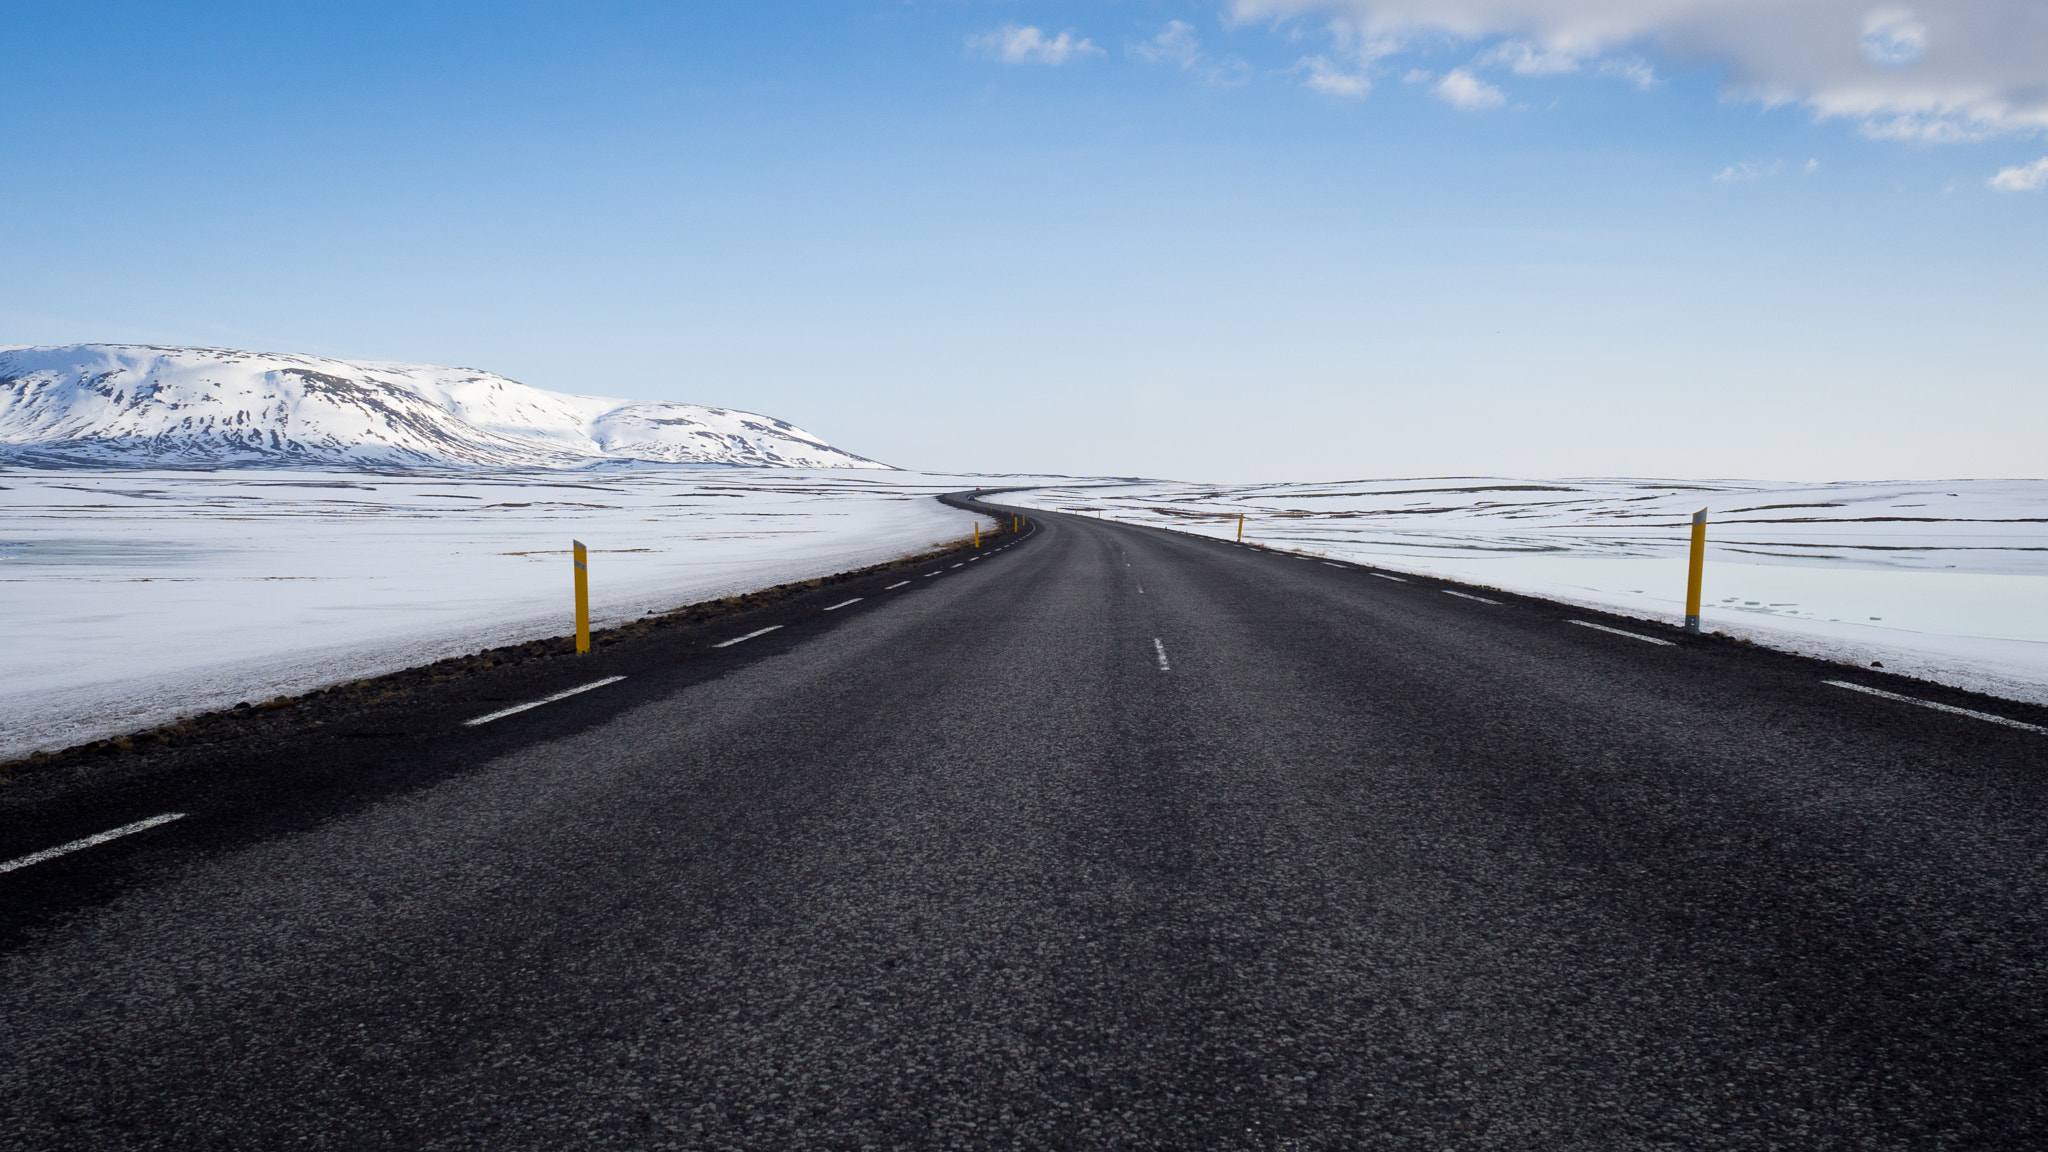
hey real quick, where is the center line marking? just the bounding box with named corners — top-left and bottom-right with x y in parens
top-left (951, 563), bottom-right (964, 568)
top-left (1567, 620), bottom-right (1676, 647)
top-left (1323, 562), bottom-right (1346, 568)
top-left (1153, 638), bottom-right (1171, 672)
top-left (1825, 680), bottom-right (2046, 734)
top-left (464, 675), bottom-right (628, 726)
top-left (884, 581), bottom-right (910, 590)
top-left (823, 598), bottom-right (862, 611)
top-left (1371, 573), bottom-right (1408, 583)
top-left (0, 813), bottom-right (187, 875)
top-left (1443, 590), bottom-right (1502, 605)
top-left (711, 625), bottom-right (783, 649)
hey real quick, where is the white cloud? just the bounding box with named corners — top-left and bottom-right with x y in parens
top-left (1134, 20), bottom-right (1204, 68)
top-left (1805, 157), bottom-right (1821, 174)
top-left (969, 25), bottom-right (1102, 66)
top-left (1713, 160), bottom-right (1784, 182)
top-left (1300, 55), bottom-right (1374, 97)
top-left (1989, 156), bottom-right (2048, 191)
top-left (1229, 0), bottom-right (2048, 139)
top-left (1435, 67), bottom-right (1505, 110)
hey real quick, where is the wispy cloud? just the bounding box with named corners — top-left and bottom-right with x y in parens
top-left (1132, 20), bottom-right (1253, 85)
top-left (1989, 157), bottom-right (2048, 191)
top-left (1230, 0), bottom-right (2048, 139)
top-left (1434, 68), bottom-right (1504, 111)
top-left (1134, 20), bottom-right (1203, 69)
top-left (1596, 58), bottom-right (1657, 90)
top-left (1477, 40), bottom-right (1581, 77)
top-left (969, 25), bottom-right (1102, 66)
top-left (1299, 55), bottom-right (1373, 97)
top-left (1713, 160), bottom-right (1785, 183)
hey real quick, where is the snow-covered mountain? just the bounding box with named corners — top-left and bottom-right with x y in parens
top-left (0, 344), bottom-right (889, 470)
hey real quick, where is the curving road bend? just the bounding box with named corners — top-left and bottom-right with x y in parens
top-left (3, 502), bottom-right (2048, 1149)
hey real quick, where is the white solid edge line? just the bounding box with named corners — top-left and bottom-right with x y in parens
top-left (1443, 590), bottom-right (1502, 605)
top-left (1371, 573), bottom-right (1408, 583)
top-left (0, 812), bottom-right (188, 875)
top-left (463, 675), bottom-right (629, 726)
top-left (823, 598), bottom-right (863, 611)
top-left (711, 625), bottom-right (784, 650)
top-left (884, 581), bottom-right (911, 590)
top-left (1153, 637), bottom-right (1171, 672)
top-left (1567, 619), bottom-right (1676, 647)
top-left (1825, 680), bottom-right (2047, 734)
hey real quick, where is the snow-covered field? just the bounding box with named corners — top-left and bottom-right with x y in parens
top-left (0, 468), bottom-right (997, 760)
top-left (995, 478), bottom-right (2048, 706)
top-left (9, 467), bottom-right (2043, 761)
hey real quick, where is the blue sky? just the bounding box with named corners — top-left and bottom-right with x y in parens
top-left (3, 1), bottom-right (2043, 480)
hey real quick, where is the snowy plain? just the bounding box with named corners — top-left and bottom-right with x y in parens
top-left (0, 467), bottom-right (1001, 760)
top-left (993, 478), bottom-right (2048, 707)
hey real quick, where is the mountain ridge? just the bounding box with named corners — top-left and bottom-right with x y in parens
top-left (0, 344), bottom-right (889, 470)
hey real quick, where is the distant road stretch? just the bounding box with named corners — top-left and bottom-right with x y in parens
top-left (4, 500), bottom-right (2047, 1149)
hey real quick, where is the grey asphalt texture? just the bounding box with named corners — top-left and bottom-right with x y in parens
top-left (4, 503), bottom-right (2048, 1150)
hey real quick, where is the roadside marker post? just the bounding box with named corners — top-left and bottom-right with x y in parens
top-left (1236, 514), bottom-right (1244, 543)
top-left (974, 523), bottom-right (980, 548)
top-left (573, 540), bottom-right (591, 655)
top-left (1683, 509), bottom-right (1707, 636)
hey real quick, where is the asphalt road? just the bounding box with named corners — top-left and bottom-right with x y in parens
top-left (4, 500), bottom-right (2048, 1150)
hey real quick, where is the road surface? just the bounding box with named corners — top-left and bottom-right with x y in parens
top-left (3, 500), bottom-right (2047, 1149)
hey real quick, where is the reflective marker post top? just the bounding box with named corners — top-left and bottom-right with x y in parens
top-left (573, 540), bottom-right (591, 655)
top-left (1683, 509), bottom-right (1707, 636)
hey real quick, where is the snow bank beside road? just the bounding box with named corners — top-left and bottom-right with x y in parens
top-left (996, 477), bottom-right (2048, 706)
top-left (0, 468), bottom-right (997, 760)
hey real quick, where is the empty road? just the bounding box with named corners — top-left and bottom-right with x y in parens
top-left (4, 500), bottom-right (2047, 1149)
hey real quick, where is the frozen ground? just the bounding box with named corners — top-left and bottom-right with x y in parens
top-left (996, 477), bottom-right (2048, 706)
top-left (0, 467), bottom-right (1004, 760)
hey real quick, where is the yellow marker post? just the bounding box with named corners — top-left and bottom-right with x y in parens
top-left (1236, 514), bottom-right (1244, 543)
top-left (1683, 509), bottom-right (1707, 635)
top-left (973, 523), bottom-right (980, 548)
top-left (573, 539), bottom-right (591, 654)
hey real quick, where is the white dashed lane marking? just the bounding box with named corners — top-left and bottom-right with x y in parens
top-left (1371, 573), bottom-right (1408, 583)
top-left (884, 581), bottom-right (910, 590)
top-left (823, 598), bottom-right (862, 611)
top-left (1443, 590), bottom-right (1502, 605)
top-left (712, 626), bottom-right (783, 649)
top-left (0, 813), bottom-right (188, 875)
top-left (1567, 620), bottom-right (1675, 647)
top-left (1826, 680), bottom-right (2046, 734)
top-left (1153, 638), bottom-right (1171, 672)
top-left (464, 676), bottom-right (628, 726)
